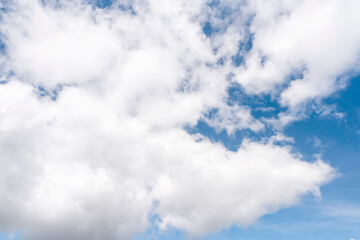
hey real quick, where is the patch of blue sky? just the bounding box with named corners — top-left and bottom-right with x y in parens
top-left (0, 232), bottom-right (21, 240)
top-left (0, 28), bottom-right (7, 55)
top-left (135, 213), bottom-right (186, 240)
top-left (0, 4), bottom-right (8, 56)
top-left (231, 28), bottom-right (254, 67)
top-left (92, 0), bottom-right (113, 8)
top-left (91, 0), bottom-right (136, 14)
top-left (186, 120), bottom-right (245, 151)
top-left (0, 0), bottom-right (9, 11)
top-left (202, 22), bottom-right (213, 38)
top-left (226, 82), bottom-right (284, 119)
top-left (0, 39), bottom-right (5, 55)
top-left (36, 85), bottom-right (61, 101)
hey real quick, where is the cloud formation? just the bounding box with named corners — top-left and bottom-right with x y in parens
top-left (233, 0), bottom-right (360, 116)
top-left (0, 0), bottom-right (355, 239)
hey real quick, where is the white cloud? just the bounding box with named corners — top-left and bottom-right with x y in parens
top-left (0, 81), bottom-right (335, 239)
top-left (232, 0), bottom-right (360, 119)
top-left (154, 138), bottom-right (333, 236)
top-left (1, 1), bottom-right (121, 87)
top-left (0, 0), bottom-right (343, 239)
top-left (204, 104), bottom-right (264, 135)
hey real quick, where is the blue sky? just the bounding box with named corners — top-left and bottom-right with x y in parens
top-left (0, 0), bottom-right (360, 240)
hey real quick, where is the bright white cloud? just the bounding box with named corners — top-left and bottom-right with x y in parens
top-left (234, 0), bottom-right (360, 109)
top-left (0, 0), bottom-right (349, 239)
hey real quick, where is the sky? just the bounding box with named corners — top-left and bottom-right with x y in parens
top-left (0, 0), bottom-right (359, 240)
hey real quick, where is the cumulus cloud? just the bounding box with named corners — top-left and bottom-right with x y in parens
top-left (234, 0), bottom-right (360, 108)
top-left (0, 0), bottom-right (347, 239)
top-left (0, 80), bottom-right (334, 239)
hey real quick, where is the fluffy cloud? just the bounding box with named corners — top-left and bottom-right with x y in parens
top-left (0, 0), bottom-right (346, 239)
top-left (234, 0), bottom-right (360, 108)
top-left (0, 80), bottom-right (334, 239)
